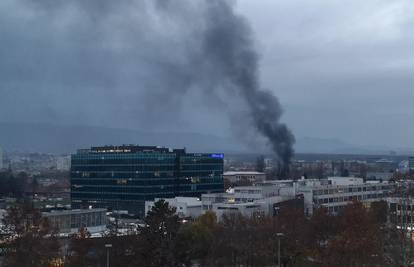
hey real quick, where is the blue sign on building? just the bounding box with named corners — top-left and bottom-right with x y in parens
top-left (210, 153), bottom-right (224, 159)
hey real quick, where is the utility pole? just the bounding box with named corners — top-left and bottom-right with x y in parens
top-left (105, 244), bottom-right (112, 267)
top-left (278, 237), bottom-right (281, 267)
top-left (276, 233), bottom-right (284, 267)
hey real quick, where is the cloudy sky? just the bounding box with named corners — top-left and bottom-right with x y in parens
top-left (1, 0), bottom-right (413, 149)
top-left (237, 0), bottom-right (414, 148)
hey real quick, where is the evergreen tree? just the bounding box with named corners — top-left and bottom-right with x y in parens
top-left (134, 200), bottom-right (181, 267)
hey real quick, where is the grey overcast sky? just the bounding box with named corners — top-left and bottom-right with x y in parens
top-left (1, 0), bottom-right (413, 148)
top-left (237, 0), bottom-right (414, 148)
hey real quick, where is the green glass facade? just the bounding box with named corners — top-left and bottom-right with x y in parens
top-left (71, 146), bottom-right (224, 217)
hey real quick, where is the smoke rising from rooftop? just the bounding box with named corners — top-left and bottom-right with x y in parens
top-left (200, 0), bottom-right (295, 166)
top-left (0, 0), bottom-right (294, 164)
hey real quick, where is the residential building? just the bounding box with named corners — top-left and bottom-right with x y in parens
top-left (145, 197), bottom-right (202, 219)
top-left (71, 145), bottom-right (224, 217)
top-left (42, 208), bottom-right (107, 235)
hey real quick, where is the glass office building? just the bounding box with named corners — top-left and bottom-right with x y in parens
top-left (71, 145), bottom-right (224, 217)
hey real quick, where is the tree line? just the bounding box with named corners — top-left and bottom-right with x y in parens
top-left (0, 199), bottom-right (411, 267)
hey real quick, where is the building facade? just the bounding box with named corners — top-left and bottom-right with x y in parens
top-left (409, 157), bottom-right (414, 171)
top-left (387, 197), bottom-right (414, 226)
top-left (201, 177), bottom-right (394, 219)
top-left (56, 155), bottom-right (71, 171)
top-left (42, 208), bottom-right (107, 235)
top-left (71, 145), bottom-right (224, 217)
top-left (201, 183), bottom-right (300, 220)
top-left (145, 197), bottom-right (202, 219)
top-left (296, 177), bottom-right (395, 216)
top-left (223, 171), bottom-right (266, 183)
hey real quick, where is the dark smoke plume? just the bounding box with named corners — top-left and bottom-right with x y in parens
top-left (1, 0), bottom-right (295, 167)
top-left (199, 0), bottom-right (295, 168)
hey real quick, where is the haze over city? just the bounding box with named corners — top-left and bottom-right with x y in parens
top-left (1, 0), bottom-right (413, 154)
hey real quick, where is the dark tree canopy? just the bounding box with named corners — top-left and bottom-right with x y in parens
top-left (1, 203), bottom-right (61, 267)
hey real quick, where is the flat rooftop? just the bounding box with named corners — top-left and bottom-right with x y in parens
top-left (42, 208), bottom-right (107, 216)
top-left (77, 145), bottom-right (185, 154)
top-left (224, 171), bottom-right (265, 175)
top-left (87, 145), bottom-right (180, 153)
top-left (76, 146), bottom-right (224, 160)
top-left (152, 197), bottom-right (202, 206)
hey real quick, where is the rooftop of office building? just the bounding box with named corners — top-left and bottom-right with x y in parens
top-left (77, 145), bottom-right (185, 154)
top-left (224, 171), bottom-right (265, 175)
top-left (42, 208), bottom-right (107, 216)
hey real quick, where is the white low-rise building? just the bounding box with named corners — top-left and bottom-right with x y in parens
top-left (202, 183), bottom-right (300, 220)
top-left (42, 208), bottom-right (107, 235)
top-left (212, 202), bottom-right (265, 219)
top-left (203, 177), bottom-right (395, 219)
top-left (223, 171), bottom-right (266, 183)
top-left (202, 183), bottom-right (287, 210)
top-left (145, 197), bottom-right (202, 219)
top-left (296, 177), bottom-right (395, 216)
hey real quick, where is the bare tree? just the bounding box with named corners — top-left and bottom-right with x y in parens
top-left (1, 203), bottom-right (61, 267)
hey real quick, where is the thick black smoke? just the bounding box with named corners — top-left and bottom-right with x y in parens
top-left (199, 0), bottom-right (295, 167)
top-left (1, 0), bottom-right (295, 166)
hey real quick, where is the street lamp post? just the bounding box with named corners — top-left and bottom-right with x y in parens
top-left (276, 233), bottom-right (284, 267)
top-left (105, 244), bottom-right (112, 267)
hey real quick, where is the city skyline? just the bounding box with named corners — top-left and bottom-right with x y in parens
top-left (1, 1), bottom-right (414, 266)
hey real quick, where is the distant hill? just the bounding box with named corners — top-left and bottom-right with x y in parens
top-left (0, 122), bottom-right (244, 154)
top-left (295, 137), bottom-right (414, 156)
top-left (0, 122), bottom-right (411, 155)
top-left (295, 137), bottom-right (353, 154)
